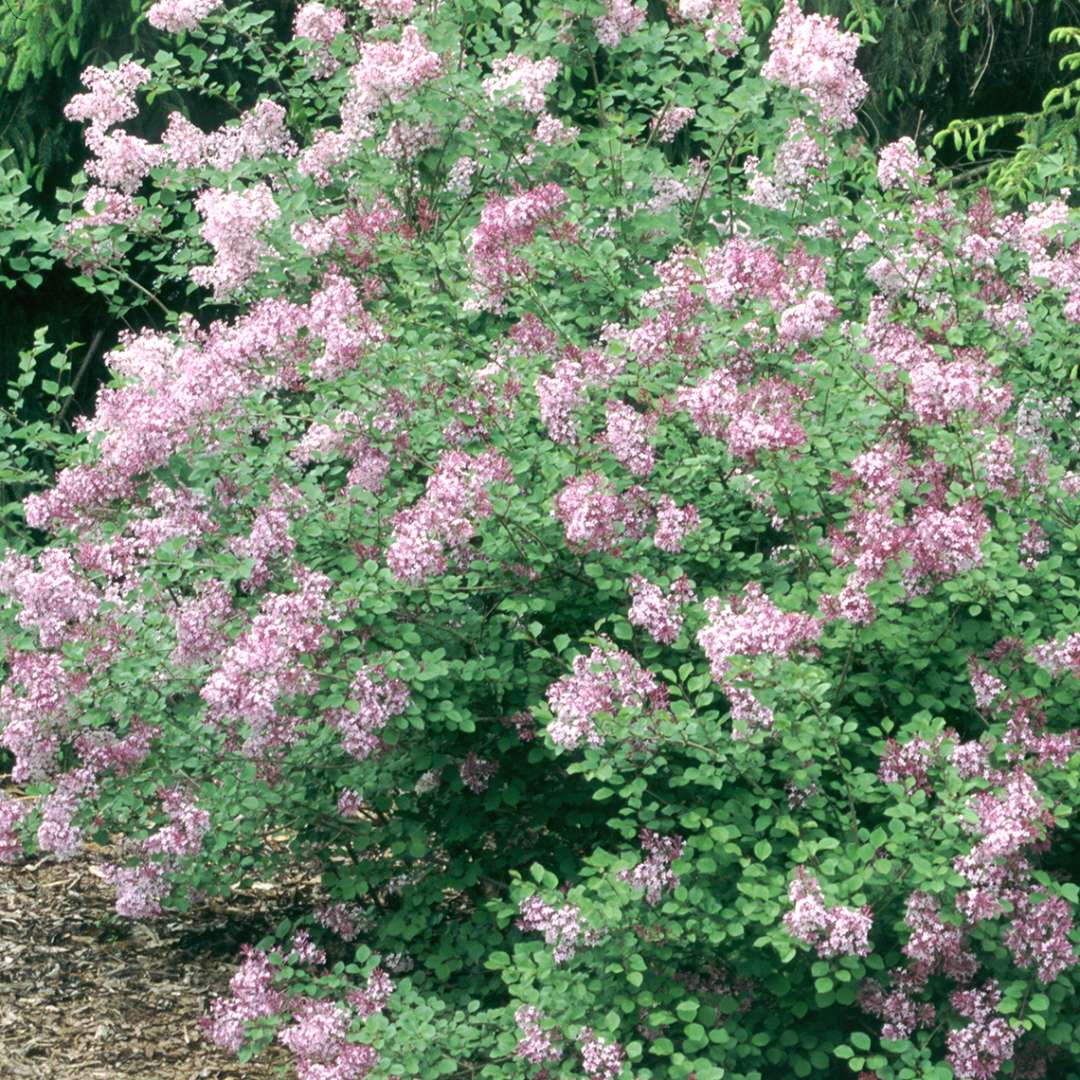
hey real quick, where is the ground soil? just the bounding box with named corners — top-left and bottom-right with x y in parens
top-left (0, 847), bottom-right (314, 1079)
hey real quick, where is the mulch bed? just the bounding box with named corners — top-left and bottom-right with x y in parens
top-left (0, 849), bottom-right (313, 1078)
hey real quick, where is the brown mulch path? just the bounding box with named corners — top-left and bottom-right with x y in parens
top-left (0, 851), bottom-right (311, 1079)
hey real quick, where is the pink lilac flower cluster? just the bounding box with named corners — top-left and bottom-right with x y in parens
top-left (783, 869), bottom-right (873, 958)
top-left (536, 345), bottom-right (625, 445)
top-left (650, 105), bottom-right (695, 143)
top-left (327, 664), bottom-right (410, 761)
top-left (173, 579), bottom-right (234, 666)
top-left (604, 400), bottom-right (657, 476)
top-left (348, 24), bottom-right (445, 120)
top-left (517, 894), bottom-right (591, 964)
top-left (483, 54), bottom-right (560, 113)
top-left (467, 183), bottom-right (568, 311)
top-left (0, 794), bottom-right (31, 864)
top-left (288, 929), bottom-right (328, 967)
top-left (553, 473), bottom-right (653, 555)
top-left (293, 3), bottom-right (348, 77)
top-left (678, 370), bottom-right (808, 460)
top-left (348, 967), bottom-right (393, 1017)
top-left (36, 767), bottom-right (97, 860)
top-left (64, 61), bottom-right (150, 131)
top-left (825, 496), bottom-right (991, 621)
top-left (673, 0), bottom-right (746, 50)
top-left (946, 981), bottom-right (1018, 1080)
top-left (0, 651), bottom-right (85, 782)
top-left (698, 582), bottom-right (821, 680)
top-left (653, 494), bottom-right (700, 552)
top-left (627, 574), bottom-right (695, 644)
top-left (618, 829), bottom-right (685, 905)
top-left (63, 61), bottom-right (160, 211)
top-left (102, 787), bottom-right (210, 917)
top-left (0, 549), bottom-right (100, 648)
top-left (545, 643), bottom-right (668, 750)
top-left (162, 100), bottom-right (296, 172)
top-left (514, 1005), bottom-right (562, 1065)
top-left (1031, 632), bottom-right (1080, 678)
top-left (459, 751), bottom-right (498, 792)
top-left (594, 0), bottom-right (645, 48)
top-left (1002, 891), bottom-right (1077, 984)
top-left (577, 1028), bottom-right (625, 1080)
top-left (190, 184), bottom-right (281, 297)
top-left (858, 970), bottom-right (936, 1043)
top-left (278, 999), bottom-right (368, 1080)
top-left (746, 118), bottom-right (829, 211)
top-left (878, 734), bottom-right (945, 793)
top-left (386, 449), bottom-right (512, 584)
top-left (200, 569), bottom-right (332, 758)
top-left (147, 0), bottom-right (223, 32)
top-left (358, 0), bottom-right (418, 27)
top-left (877, 137), bottom-right (923, 190)
top-left (762, 0), bottom-right (867, 128)
top-left (203, 950), bottom-right (287, 1049)
top-left (315, 902), bottom-right (367, 941)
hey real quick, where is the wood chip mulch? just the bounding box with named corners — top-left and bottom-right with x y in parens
top-left (0, 850), bottom-right (313, 1079)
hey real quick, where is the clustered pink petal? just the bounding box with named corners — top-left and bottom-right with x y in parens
top-left (1031, 632), bottom-right (1080, 678)
top-left (878, 137), bottom-right (923, 190)
top-left (327, 664), bottom-right (410, 761)
top-left (594, 0), bottom-right (646, 48)
top-left (627, 574), bottom-right (695, 644)
top-left (147, 0), bottom-right (223, 32)
top-left (173, 579), bottom-right (234, 666)
top-left (603, 400), bottom-right (657, 476)
top-left (552, 473), bottom-right (651, 554)
top-left (459, 751), bottom-right (498, 792)
top-left (316, 902), bottom-right (366, 941)
top-left (0, 651), bottom-right (84, 782)
top-left (162, 101), bottom-right (296, 172)
top-left (650, 105), bottom-right (695, 142)
top-left (653, 494), bottom-right (699, 552)
top-left (293, 2), bottom-right (347, 75)
top-left (674, 0), bottom-right (745, 49)
top-left (762, 0), bottom-right (868, 129)
top-left (0, 795), bottom-right (32, 864)
top-left (618, 829), bottom-right (685, 905)
top-left (344, 25), bottom-right (444, 131)
top-left (946, 981), bottom-right (1019, 1080)
top-left (336, 789), bottom-right (364, 817)
top-left (859, 973), bottom-right (936, 1042)
top-left (514, 1005), bottom-right (562, 1064)
top-left (279, 1000), bottom-right (348, 1066)
top-left (746, 119), bottom-right (829, 211)
top-left (577, 1027), bottom-right (625, 1080)
top-left (64, 62), bottom-right (150, 130)
top-left (347, 967), bottom-right (393, 1018)
top-left (698, 582), bottom-right (821, 680)
top-left (1002, 891), bottom-right (1077, 984)
top-left (517, 895), bottom-right (589, 964)
top-left (202, 946), bottom-right (287, 1053)
top-left (467, 183), bottom-right (568, 311)
top-left (386, 449), bottom-right (511, 584)
top-left (545, 643), bottom-right (667, 750)
top-left (200, 569), bottom-right (332, 758)
top-left (37, 767), bottom-right (97, 860)
top-left (783, 868), bottom-right (872, 958)
top-left (679, 370), bottom-right (807, 460)
top-left (190, 184), bottom-right (281, 297)
top-left (0, 549), bottom-right (100, 648)
top-left (483, 54), bottom-right (560, 113)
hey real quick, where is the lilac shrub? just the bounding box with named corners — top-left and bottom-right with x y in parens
top-left (1, 0), bottom-right (1079, 1078)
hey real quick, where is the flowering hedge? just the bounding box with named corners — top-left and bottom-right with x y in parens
top-left (2, 1), bottom-right (1079, 1078)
